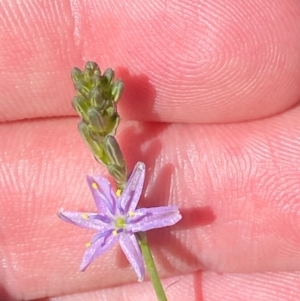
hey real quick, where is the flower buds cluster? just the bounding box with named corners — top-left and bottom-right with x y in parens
top-left (71, 61), bottom-right (127, 189)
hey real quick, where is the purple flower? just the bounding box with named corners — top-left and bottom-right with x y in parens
top-left (58, 162), bottom-right (181, 281)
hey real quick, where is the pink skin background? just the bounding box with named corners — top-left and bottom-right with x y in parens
top-left (0, 0), bottom-right (300, 300)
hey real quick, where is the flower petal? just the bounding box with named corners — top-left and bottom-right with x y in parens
top-left (119, 162), bottom-right (145, 213)
top-left (86, 175), bottom-right (117, 215)
top-left (80, 229), bottom-right (117, 271)
top-left (119, 232), bottom-right (145, 282)
top-left (127, 206), bottom-right (182, 232)
top-left (58, 211), bottom-right (107, 231)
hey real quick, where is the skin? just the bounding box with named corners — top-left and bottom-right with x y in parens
top-left (0, 0), bottom-right (300, 300)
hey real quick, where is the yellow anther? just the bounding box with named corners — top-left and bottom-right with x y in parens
top-left (92, 182), bottom-right (98, 190)
top-left (112, 230), bottom-right (118, 236)
top-left (85, 242), bottom-right (91, 248)
top-left (81, 213), bottom-right (89, 220)
top-left (128, 211), bottom-right (135, 217)
top-left (116, 189), bottom-right (122, 197)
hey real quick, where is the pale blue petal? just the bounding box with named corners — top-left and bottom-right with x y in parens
top-left (86, 175), bottom-right (117, 215)
top-left (127, 206), bottom-right (182, 232)
top-left (58, 211), bottom-right (106, 231)
top-left (119, 162), bottom-right (145, 213)
top-left (80, 229), bottom-right (117, 271)
top-left (119, 232), bottom-right (145, 282)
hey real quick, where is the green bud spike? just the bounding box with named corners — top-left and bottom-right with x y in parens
top-left (101, 68), bottom-right (115, 88)
top-left (71, 62), bottom-right (126, 175)
top-left (72, 96), bottom-right (90, 121)
top-left (90, 89), bottom-right (105, 109)
top-left (104, 135), bottom-right (125, 168)
top-left (88, 107), bottom-right (107, 133)
top-left (111, 79), bottom-right (124, 102)
top-left (71, 67), bottom-right (83, 84)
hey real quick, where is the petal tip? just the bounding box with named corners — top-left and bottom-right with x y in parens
top-left (136, 161), bottom-right (145, 171)
top-left (79, 263), bottom-right (88, 272)
top-left (58, 207), bottom-right (64, 214)
top-left (79, 255), bottom-right (93, 272)
top-left (57, 209), bottom-right (66, 219)
top-left (86, 175), bottom-right (94, 185)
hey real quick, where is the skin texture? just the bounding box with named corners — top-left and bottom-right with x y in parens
top-left (0, 0), bottom-right (300, 300)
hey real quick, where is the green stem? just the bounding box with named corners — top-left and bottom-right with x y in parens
top-left (137, 232), bottom-right (168, 301)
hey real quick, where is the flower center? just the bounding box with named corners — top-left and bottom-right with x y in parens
top-left (115, 216), bottom-right (126, 229)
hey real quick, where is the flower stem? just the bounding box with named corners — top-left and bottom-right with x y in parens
top-left (137, 232), bottom-right (168, 301)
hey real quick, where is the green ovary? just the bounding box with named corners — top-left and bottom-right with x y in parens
top-left (115, 217), bottom-right (126, 229)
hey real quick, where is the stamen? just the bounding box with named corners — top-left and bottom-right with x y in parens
top-left (92, 182), bottom-right (98, 190)
top-left (112, 230), bottom-right (118, 236)
top-left (85, 242), bottom-right (91, 248)
top-left (116, 189), bottom-right (122, 197)
top-left (81, 213), bottom-right (89, 219)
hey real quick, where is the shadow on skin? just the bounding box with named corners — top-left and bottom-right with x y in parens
top-left (114, 67), bottom-right (170, 177)
top-left (147, 207), bottom-right (216, 275)
top-left (145, 163), bottom-right (216, 275)
top-left (120, 121), bottom-right (169, 172)
top-left (116, 67), bottom-right (157, 122)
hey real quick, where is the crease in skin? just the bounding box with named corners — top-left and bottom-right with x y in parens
top-left (69, 0), bottom-right (82, 46)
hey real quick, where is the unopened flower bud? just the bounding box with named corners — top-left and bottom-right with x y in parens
top-left (90, 89), bottom-right (104, 109)
top-left (78, 121), bottom-right (108, 164)
top-left (101, 68), bottom-right (115, 87)
top-left (104, 135), bottom-right (125, 168)
top-left (71, 67), bottom-right (83, 84)
top-left (88, 126), bottom-right (104, 143)
top-left (106, 113), bottom-right (120, 135)
top-left (111, 79), bottom-right (124, 102)
top-left (107, 163), bottom-right (127, 189)
top-left (88, 107), bottom-right (107, 133)
top-left (83, 62), bottom-right (101, 88)
top-left (85, 61), bottom-right (101, 74)
top-left (72, 96), bottom-right (89, 121)
top-left (74, 81), bottom-right (90, 97)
